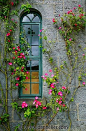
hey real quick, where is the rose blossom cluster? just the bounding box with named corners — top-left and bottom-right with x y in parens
top-left (33, 97), bottom-right (42, 108)
top-left (33, 97), bottom-right (47, 109)
top-left (52, 4), bottom-right (84, 30)
top-left (8, 46), bottom-right (30, 87)
top-left (52, 18), bottom-right (56, 23)
top-left (22, 101), bottom-right (28, 108)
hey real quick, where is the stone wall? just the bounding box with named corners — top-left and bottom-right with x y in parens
top-left (0, 0), bottom-right (86, 131)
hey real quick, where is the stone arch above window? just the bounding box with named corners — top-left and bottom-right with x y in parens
top-left (20, 8), bottom-right (42, 23)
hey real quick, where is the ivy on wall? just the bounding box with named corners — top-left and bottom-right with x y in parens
top-left (0, 1), bottom-right (86, 131)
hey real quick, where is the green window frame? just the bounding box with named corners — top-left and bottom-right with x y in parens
top-left (19, 10), bottom-right (42, 98)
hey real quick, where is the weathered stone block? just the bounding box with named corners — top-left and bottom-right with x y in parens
top-left (75, 87), bottom-right (86, 103)
top-left (78, 104), bottom-right (86, 121)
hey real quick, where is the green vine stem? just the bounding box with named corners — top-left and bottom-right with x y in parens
top-left (0, 82), bottom-right (6, 112)
top-left (67, 85), bottom-right (80, 131)
top-left (41, 111), bottom-right (59, 131)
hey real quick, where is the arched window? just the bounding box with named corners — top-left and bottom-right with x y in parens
top-left (19, 9), bottom-right (42, 98)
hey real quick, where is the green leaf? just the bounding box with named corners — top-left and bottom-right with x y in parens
top-left (43, 36), bottom-right (47, 40)
top-left (24, 108), bottom-right (31, 118)
top-left (20, 3), bottom-right (32, 13)
top-left (70, 97), bottom-right (74, 102)
top-left (14, 124), bottom-right (20, 131)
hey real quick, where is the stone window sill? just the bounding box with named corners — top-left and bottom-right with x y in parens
top-left (15, 97), bottom-right (47, 106)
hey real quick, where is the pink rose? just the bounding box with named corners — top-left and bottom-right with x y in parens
top-left (58, 101), bottom-right (62, 105)
top-left (14, 69), bottom-right (16, 72)
top-left (57, 107), bottom-right (59, 111)
top-left (35, 96), bottom-right (39, 100)
top-left (49, 92), bottom-right (52, 95)
top-left (6, 33), bottom-right (10, 36)
top-left (50, 83), bottom-right (55, 88)
top-left (13, 57), bottom-right (15, 59)
top-left (69, 38), bottom-right (72, 41)
top-left (43, 107), bottom-right (47, 109)
top-left (33, 100), bottom-right (37, 105)
top-left (78, 4), bottom-right (81, 7)
top-left (10, 29), bottom-right (12, 32)
top-left (26, 76), bottom-right (28, 79)
top-left (62, 86), bottom-right (66, 89)
top-left (59, 27), bottom-right (62, 29)
top-left (22, 102), bottom-right (28, 108)
top-left (49, 69), bottom-right (52, 72)
top-left (16, 77), bottom-right (20, 80)
top-left (37, 101), bottom-right (41, 106)
top-left (83, 82), bottom-right (85, 85)
top-left (63, 104), bottom-right (65, 107)
top-left (21, 66), bottom-right (24, 69)
top-left (52, 18), bottom-right (56, 23)
top-left (11, 2), bottom-right (14, 6)
top-left (16, 83), bottom-right (19, 86)
top-left (73, 7), bottom-right (76, 10)
top-left (45, 73), bottom-right (48, 76)
top-left (8, 62), bottom-right (12, 65)
top-left (13, 47), bottom-right (15, 49)
top-left (41, 75), bottom-right (45, 78)
top-left (51, 74), bottom-right (54, 77)
top-left (40, 29), bottom-right (44, 32)
top-left (49, 89), bottom-right (52, 95)
top-left (60, 97), bottom-right (62, 100)
top-left (56, 99), bottom-right (58, 103)
top-left (44, 77), bottom-right (47, 80)
top-left (26, 71), bottom-right (29, 74)
top-left (58, 91), bottom-right (63, 96)
top-left (8, 40), bottom-right (10, 42)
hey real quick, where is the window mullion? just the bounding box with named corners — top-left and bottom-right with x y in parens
top-left (30, 60), bottom-right (31, 95)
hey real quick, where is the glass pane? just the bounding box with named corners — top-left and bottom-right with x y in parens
top-left (31, 60), bottom-right (39, 70)
top-left (31, 84), bottom-right (39, 94)
top-left (23, 84), bottom-right (30, 94)
top-left (22, 16), bottom-right (30, 22)
top-left (31, 72), bottom-right (39, 79)
top-left (32, 25), bottom-right (39, 36)
top-left (27, 14), bottom-right (34, 21)
top-left (23, 25), bottom-right (31, 43)
top-left (31, 72), bottom-right (39, 82)
top-left (32, 36), bottom-right (39, 45)
top-left (33, 16), bottom-right (40, 22)
top-left (31, 46), bottom-right (39, 56)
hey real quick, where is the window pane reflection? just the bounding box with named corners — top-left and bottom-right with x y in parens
top-left (22, 16), bottom-right (30, 22)
top-left (26, 60), bottom-right (39, 70)
top-left (31, 84), bottom-right (39, 94)
top-left (31, 46), bottom-right (39, 56)
top-left (32, 25), bottom-right (39, 36)
top-left (33, 16), bottom-right (40, 22)
top-left (23, 25), bottom-right (31, 43)
top-left (27, 14), bottom-right (34, 20)
top-left (32, 36), bottom-right (39, 45)
top-left (31, 60), bottom-right (39, 70)
top-left (31, 72), bottom-right (39, 79)
top-left (23, 84), bottom-right (30, 94)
